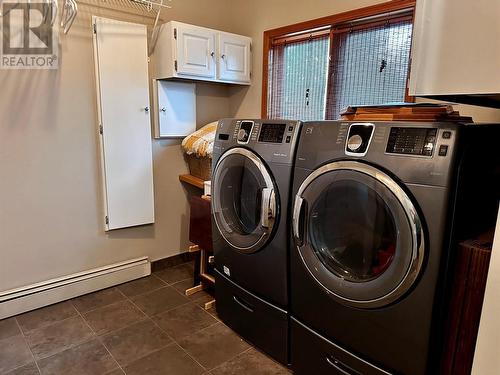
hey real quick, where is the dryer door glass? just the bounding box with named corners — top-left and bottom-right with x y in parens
top-left (293, 161), bottom-right (424, 308)
top-left (212, 148), bottom-right (277, 253)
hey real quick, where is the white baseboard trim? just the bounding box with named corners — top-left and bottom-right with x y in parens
top-left (0, 257), bottom-right (150, 319)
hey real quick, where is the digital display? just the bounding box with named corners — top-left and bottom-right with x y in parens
top-left (258, 123), bottom-right (286, 143)
top-left (386, 127), bottom-right (437, 156)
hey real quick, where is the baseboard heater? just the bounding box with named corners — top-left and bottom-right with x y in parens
top-left (0, 256), bottom-right (150, 319)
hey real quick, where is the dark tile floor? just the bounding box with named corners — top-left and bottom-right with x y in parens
top-left (0, 260), bottom-right (290, 375)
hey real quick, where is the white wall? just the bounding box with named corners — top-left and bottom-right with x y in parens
top-left (0, 0), bottom-right (233, 291)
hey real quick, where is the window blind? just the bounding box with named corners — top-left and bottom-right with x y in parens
top-left (326, 20), bottom-right (413, 119)
top-left (267, 34), bottom-right (330, 120)
top-left (266, 16), bottom-right (413, 121)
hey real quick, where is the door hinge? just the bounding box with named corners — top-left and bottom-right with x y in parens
top-left (93, 23), bottom-right (97, 34)
top-left (174, 60), bottom-right (178, 71)
top-left (99, 124), bottom-right (103, 135)
top-left (173, 28), bottom-right (177, 39)
top-left (105, 216), bottom-right (109, 225)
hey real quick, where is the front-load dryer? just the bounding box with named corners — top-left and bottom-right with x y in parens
top-left (211, 118), bottom-right (301, 364)
top-left (289, 121), bottom-right (500, 375)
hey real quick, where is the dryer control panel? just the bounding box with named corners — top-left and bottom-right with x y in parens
top-left (386, 127), bottom-right (437, 156)
top-left (296, 120), bottom-right (460, 187)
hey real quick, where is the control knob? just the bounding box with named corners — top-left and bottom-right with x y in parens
top-left (237, 128), bottom-right (249, 143)
top-left (347, 134), bottom-right (363, 152)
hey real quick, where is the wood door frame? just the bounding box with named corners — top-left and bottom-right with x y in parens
top-left (261, 0), bottom-right (416, 118)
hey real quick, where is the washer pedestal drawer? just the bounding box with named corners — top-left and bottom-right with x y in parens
top-left (291, 318), bottom-right (391, 375)
top-left (215, 269), bottom-right (288, 365)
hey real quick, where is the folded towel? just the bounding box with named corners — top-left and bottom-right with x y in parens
top-left (181, 122), bottom-right (217, 158)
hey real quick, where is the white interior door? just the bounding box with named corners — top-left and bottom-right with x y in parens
top-left (176, 24), bottom-right (216, 78)
top-left (153, 80), bottom-right (196, 138)
top-left (218, 32), bottom-right (251, 83)
top-left (92, 16), bottom-right (155, 231)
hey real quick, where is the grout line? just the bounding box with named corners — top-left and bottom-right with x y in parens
top-left (172, 341), bottom-right (208, 371)
top-left (154, 263), bottom-right (195, 285)
top-left (149, 272), bottom-right (168, 285)
top-left (16, 303), bottom-right (80, 336)
top-left (178, 319), bottom-right (221, 338)
top-left (116, 291), bottom-right (185, 371)
top-left (133, 290), bottom-right (192, 317)
top-left (24, 317), bottom-right (99, 361)
top-left (70, 288), bottom-right (127, 315)
top-left (17, 310), bottom-right (80, 337)
top-left (122, 289), bottom-right (208, 371)
top-left (208, 347), bottom-right (253, 374)
top-left (13, 317), bottom-right (42, 375)
top-left (173, 320), bottom-right (252, 372)
top-left (123, 284), bottom-right (172, 301)
top-left (115, 280), bottom-right (169, 300)
top-left (79, 290), bottom-right (172, 372)
top-left (114, 287), bottom-right (130, 300)
top-left (123, 290), bottom-right (175, 338)
top-left (74, 305), bottom-right (126, 375)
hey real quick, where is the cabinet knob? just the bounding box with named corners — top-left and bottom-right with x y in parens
top-left (221, 54), bottom-right (226, 59)
top-left (160, 107), bottom-right (167, 113)
top-left (210, 51), bottom-right (215, 58)
top-left (144, 106), bottom-right (150, 113)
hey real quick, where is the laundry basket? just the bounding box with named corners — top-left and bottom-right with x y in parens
top-left (182, 122), bottom-right (217, 180)
top-left (186, 155), bottom-right (212, 181)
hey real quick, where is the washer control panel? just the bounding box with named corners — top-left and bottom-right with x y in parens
top-left (258, 123), bottom-right (287, 143)
top-left (215, 119), bottom-right (302, 165)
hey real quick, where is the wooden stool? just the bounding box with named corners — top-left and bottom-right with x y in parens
top-left (186, 195), bottom-right (215, 310)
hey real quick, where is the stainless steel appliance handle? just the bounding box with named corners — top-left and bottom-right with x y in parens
top-left (260, 187), bottom-right (274, 228)
top-left (233, 295), bottom-right (254, 313)
top-left (326, 356), bottom-right (358, 375)
top-left (292, 195), bottom-right (304, 244)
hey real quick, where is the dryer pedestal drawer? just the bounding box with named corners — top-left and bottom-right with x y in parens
top-left (291, 318), bottom-right (391, 375)
top-left (215, 269), bottom-right (288, 365)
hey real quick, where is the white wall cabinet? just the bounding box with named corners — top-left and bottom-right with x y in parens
top-left (409, 0), bottom-right (500, 98)
top-left (155, 21), bottom-right (251, 85)
top-left (152, 80), bottom-right (196, 138)
top-left (218, 32), bottom-right (251, 83)
top-left (92, 16), bottom-right (155, 231)
top-left (176, 24), bottom-right (216, 79)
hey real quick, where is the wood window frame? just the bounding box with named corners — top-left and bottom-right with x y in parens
top-left (261, 0), bottom-right (416, 118)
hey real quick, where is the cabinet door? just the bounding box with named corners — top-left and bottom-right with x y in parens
top-left (409, 0), bottom-right (500, 96)
top-left (92, 17), bottom-right (155, 231)
top-left (153, 80), bottom-right (196, 138)
top-left (218, 33), bottom-right (251, 83)
top-left (176, 24), bottom-right (216, 78)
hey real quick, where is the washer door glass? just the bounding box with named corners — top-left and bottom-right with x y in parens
top-left (212, 148), bottom-right (277, 253)
top-left (293, 161), bottom-right (424, 308)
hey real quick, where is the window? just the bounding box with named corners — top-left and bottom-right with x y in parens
top-left (267, 32), bottom-right (330, 121)
top-left (263, 1), bottom-right (415, 120)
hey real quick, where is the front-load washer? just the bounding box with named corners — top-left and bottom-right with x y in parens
top-left (289, 121), bottom-right (500, 374)
top-left (211, 118), bottom-right (301, 364)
